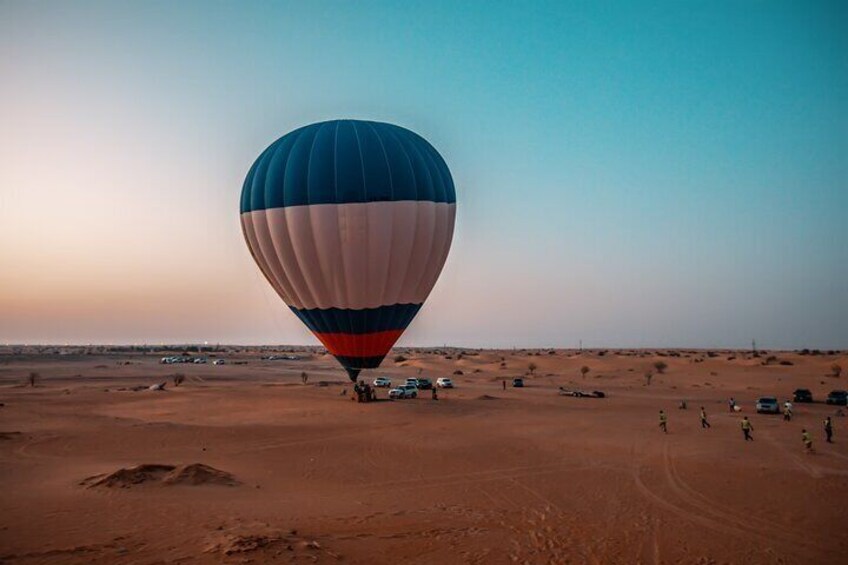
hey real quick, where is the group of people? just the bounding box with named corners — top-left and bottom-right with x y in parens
top-left (658, 405), bottom-right (836, 452)
top-left (352, 381), bottom-right (377, 403)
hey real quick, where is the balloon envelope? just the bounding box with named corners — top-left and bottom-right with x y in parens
top-left (240, 120), bottom-right (456, 380)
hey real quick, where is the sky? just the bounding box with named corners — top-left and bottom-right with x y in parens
top-left (1, 0), bottom-right (846, 349)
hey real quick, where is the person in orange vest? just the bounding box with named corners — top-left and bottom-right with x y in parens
top-left (802, 429), bottom-right (813, 452)
top-left (741, 417), bottom-right (754, 441)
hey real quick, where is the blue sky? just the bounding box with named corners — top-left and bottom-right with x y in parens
top-left (1, 1), bottom-right (846, 348)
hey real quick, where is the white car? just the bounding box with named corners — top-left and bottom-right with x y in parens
top-left (404, 378), bottom-right (419, 388)
top-left (193, 357), bottom-right (207, 364)
top-left (436, 377), bottom-right (454, 388)
top-left (389, 385), bottom-right (418, 399)
top-left (213, 359), bottom-right (226, 365)
top-left (373, 377), bottom-right (391, 388)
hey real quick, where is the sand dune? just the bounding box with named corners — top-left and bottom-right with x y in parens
top-left (0, 347), bottom-right (846, 563)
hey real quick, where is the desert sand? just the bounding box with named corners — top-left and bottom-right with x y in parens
top-left (1, 347), bottom-right (846, 564)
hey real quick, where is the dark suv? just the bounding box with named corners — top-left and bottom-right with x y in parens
top-left (793, 389), bottom-right (813, 403)
top-left (416, 378), bottom-right (433, 390)
top-left (826, 390), bottom-right (848, 406)
top-left (512, 378), bottom-right (524, 388)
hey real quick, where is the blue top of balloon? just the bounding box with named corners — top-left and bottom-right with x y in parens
top-left (241, 120), bottom-right (456, 213)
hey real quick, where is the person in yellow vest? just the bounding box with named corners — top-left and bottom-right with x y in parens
top-left (823, 417), bottom-right (833, 443)
top-left (700, 407), bottom-right (711, 429)
top-left (802, 429), bottom-right (813, 452)
top-left (741, 417), bottom-right (754, 441)
top-left (659, 410), bottom-right (668, 433)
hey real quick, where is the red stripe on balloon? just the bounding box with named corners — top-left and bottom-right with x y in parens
top-left (314, 330), bottom-right (405, 358)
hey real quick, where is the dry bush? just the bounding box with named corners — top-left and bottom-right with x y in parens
top-left (528, 362), bottom-right (537, 375)
top-left (394, 355), bottom-right (407, 363)
top-left (644, 371), bottom-right (653, 385)
top-left (580, 366), bottom-right (590, 379)
top-left (453, 370), bottom-right (463, 375)
top-left (172, 373), bottom-right (185, 387)
top-left (301, 371), bottom-right (309, 384)
top-left (832, 364), bottom-right (843, 378)
top-left (653, 361), bottom-right (668, 374)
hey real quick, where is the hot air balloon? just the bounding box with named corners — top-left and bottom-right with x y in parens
top-left (240, 120), bottom-right (456, 381)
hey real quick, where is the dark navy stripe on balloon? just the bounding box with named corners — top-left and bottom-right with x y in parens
top-left (241, 120), bottom-right (456, 213)
top-left (334, 355), bottom-right (386, 370)
top-left (289, 303), bottom-right (422, 335)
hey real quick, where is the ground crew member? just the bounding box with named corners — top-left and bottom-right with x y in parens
top-left (823, 417), bottom-right (833, 443)
top-left (741, 417), bottom-right (754, 441)
top-left (700, 407), bottom-right (711, 429)
top-left (728, 397), bottom-right (736, 412)
top-left (659, 410), bottom-right (668, 433)
top-left (783, 404), bottom-right (792, 421)
top-left (802, 429), bottom-right (813, 452)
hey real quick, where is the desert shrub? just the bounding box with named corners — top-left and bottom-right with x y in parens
top-left (764, 355), bottom-right (778, 365)
top-left (394, 355), bottom-right (407, 363)
top-left (779, 360), bottom-right (793, 366)
top-left (500, 362), bottom-right (507, 368)
top-left (800, 349), bottom-right (810, 355)
top-left (528, 362), bottom-right (537, 375)
top-left (453, 370), bottom-right (463, 375)
top-left (644, 371), bottom-right (653, 385)
top-left (172, 373), bottom-right (185, 387)
top-left (653, 361), bottom-right (668, 374)
top-left (580, 366), bottom-right (590, 378)
top-left (301, 371), bottom-right (309, 384)
top-left (832, 364), bottom-right (843, 378)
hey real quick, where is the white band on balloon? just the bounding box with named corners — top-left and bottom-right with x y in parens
top-left (241, 200), bottom-right (456, 311)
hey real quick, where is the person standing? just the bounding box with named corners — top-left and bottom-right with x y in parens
top-left (700, 406), bottom-right (711, 429)
top-left (802, 429), bottom-right (813, 452)
top-left (728, 397), bottom-right (736, 412)
top-left (502, 380), bottom-right (506, 391)
top-left (741, 417), bottom-right (754, 441)
top-left (783, 404), bottom-right (792, 422)
top-left (823, 417), bottom-right (833, 443)
top-left (659, 410), bottom-right (668, 434)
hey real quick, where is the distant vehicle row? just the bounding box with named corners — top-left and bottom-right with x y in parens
top-left (160, 356), bottom-right (226, 365)
top-left (373, 377), bottom-right (454, 390)
top-left (791, 388), bottom-right (846, 405)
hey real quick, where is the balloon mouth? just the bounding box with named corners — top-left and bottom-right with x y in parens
top-left (344, 367), bottom-right (361, 382)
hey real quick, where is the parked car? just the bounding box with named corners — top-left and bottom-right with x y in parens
top-left (389, 385), bottom-right (418, 399)
top-left (826, 390), bottom-right (848, 406)
top-left (756, 396), bottom-right (780, 414)
top-left (793, 388), bottom-right (813, 403)
top-left (373, 377), bottom-right (392, 388)
top-left (213, 359), bottom-right (226, 365)
top-left (512, 378), bottom-right (524, 388)
top-left (416, 378), bottom-right (433, 390)
top-left (436, 377), bottom-right (454, 388)
top-left (404, 378), bottom-right (419, 388)
top-left (193, 357), bottom-right (207, 364)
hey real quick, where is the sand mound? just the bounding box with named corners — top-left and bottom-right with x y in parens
top-left (83, 463), bottom-right (238, 488)
top-left (162, 463), bottom-right (240, 486)
top-left (205, 530), bottom-right (336, 559)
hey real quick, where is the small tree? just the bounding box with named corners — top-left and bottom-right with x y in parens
top-left (580, 366), bottom-right (590, 379)
top-left (301, 371), bottom-right (309, 384)
top-left (27, 372), bottom-right (39, 387)
top-left (654, 361), bottom-right (668, 374)
top-left (528, 362), bottom-right (537, 375)
top-left (832, 364), bottom-right (843, 378)
top-left (172, 373), bottom-right (185, 387)
top-left (394, 355), bottom-right (407, 363)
